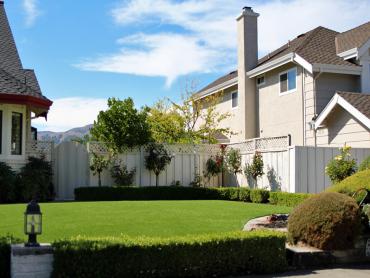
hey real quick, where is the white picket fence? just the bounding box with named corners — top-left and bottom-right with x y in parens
top-left (50, 137), bottom-right (370, 200)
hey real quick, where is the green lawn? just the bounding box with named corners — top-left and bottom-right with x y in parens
top-left (0, 200), bottom-right (291, 242)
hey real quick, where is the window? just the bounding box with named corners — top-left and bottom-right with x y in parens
top-left (0, 111), bottom-right (2, 154)
top-left (11, 112), bottom-right (22, 155)
top-left (231, 92), bottom-right (238, 108)
top-left (279, 68), bottom-right (297, 95)
top-left (257, 75), bottom-right (265, 86)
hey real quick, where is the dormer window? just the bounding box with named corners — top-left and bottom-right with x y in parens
top-left (279, 68), bottom-right (297, 95)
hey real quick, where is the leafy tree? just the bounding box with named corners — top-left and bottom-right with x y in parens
top-left (225, 148), bottom-right (242, 175)
top-left (326, 145), bottom-right (357, 183)
top-left (146, 99), bottom-right (185, 143)
top-left (204, 156), bottom-right (222, 184)
top-left (244, 152), bottom-right (264, 187)
top-left (110, 159), bottom-right (136, 186)
top-left (91, 98), bottom-right (151, 153)
top-left (145, 143), bottom-right (172, 186)
top-left (90, 153), bottom-right (110, 187)
top-left (0, 162), bottom-right (16, 203)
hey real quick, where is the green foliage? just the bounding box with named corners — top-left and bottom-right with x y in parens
top-left (90, 97), bottom-right (151, 152)
top-left (325, 145), bottom-right (357, 184)
top-left (189, 174), bottom-right (203, 187)
top-left (244, 152), bottom-right (264, 186)
top-left (110, 160), bottom-right (136, 186)
top-left (52, 231), bottom-right (287, 277)
top-left (0, 162), bottom-right (16, 203)
top-left (288, 192), bottom-right (361, 250)
top-left (269, 192), bottom-right (312, 207)
top-left (74, 186), bottom-right (253, 202)
top-left (225, 148), bottom-right (242, 175)
top-left (326, 169), bottom-right (370, 196)
top-left (204, 156), bottom-right (222, 182)
top-left (250, 189), bottom-right (270, 203)
top-left (0, 235), bottom-right (23, 278)
top-left (145, 143), bottom-right (172, 186)
top-left (89, 153), bottom-right (110, 187)
top-left (18, 156), bottom-right (54, 202)
top-left (359, 155), bottom-right (370, 171)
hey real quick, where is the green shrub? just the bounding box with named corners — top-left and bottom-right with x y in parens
top-left (325, 146), bottom-right (357, 184)
top-left (0, 162), bottom-right (16, 203)
top-left (244, 152), bottom-right (264, 187)
top-left (52, 231), bottom-right (287, 277)
top-left (110, 160), bottom-right (136, 186)
top-left (0, 235), bottom-right (23, 278)
top-left (74, 186), bottom-right (251, 202)
top-left (225, 149), bottom-right (242, 175)
top-left (288, 192), bottom-right (361, 250)
top-left (269, 192), bottom-right (312, 207)
top-left (18, 156), bottom-right (54, 202)
top-left (326, 169), bottom-right (370, 197)
top-left (359, 156), bottom-right (370, 171)
top-left (250, 189), bottom-right (269, 203)
top-left (145, 143), bottom-right (172, 187)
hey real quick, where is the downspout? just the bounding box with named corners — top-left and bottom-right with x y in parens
top-left (302, 68), bottom-right (306, 146)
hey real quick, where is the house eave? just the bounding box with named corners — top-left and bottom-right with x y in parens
top-left (194, 77), bottom-right (238, 100)
top-left (312, 63), bottom-right (362, 75)
top-left (337, 48), bottom-right (358, 60)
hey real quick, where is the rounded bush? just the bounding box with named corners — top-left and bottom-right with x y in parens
top-left (359, 156), bottom-right (370, 171)
top-left (288, 192), bottom-right (361, 250)
top-left (326, 169), bottom-right (370, 196)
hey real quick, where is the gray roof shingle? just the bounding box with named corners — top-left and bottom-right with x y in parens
top-left (337, 91), bottom-right (370, 119)
top-left (335, 21), bottom-right (370, 54)
top-left (0, 2), bottom-right (51, 105)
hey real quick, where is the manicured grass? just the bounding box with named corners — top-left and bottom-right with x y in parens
top-left (0, 201), bottom-right (291, 242)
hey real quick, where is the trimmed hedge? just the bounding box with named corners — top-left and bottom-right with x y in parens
top-left (0, 235), bottom-right (23, 278)
top-left (250, 189), bottom-right (269, 203)
top-left (288, 192), bottom-right (361, 250)
top-left (269, 192), bottom-right (312, 207)
top-left (326, 169), bottom-right (370, 197)
top-left (75, 186), bottom-right (252, 202)
top-left (52, 231), bottom-right (287, 277)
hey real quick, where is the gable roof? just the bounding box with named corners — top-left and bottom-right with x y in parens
top-left (197, 25), bottom-right (361, 97)
top-left (0, 1), bottom-right (52, 111)
top-left (335, 21), bottom-right (370, 54)
top-left (195, 71), bottom-right (237, 99)
top-left (315, 92), bottom-right (370, 130)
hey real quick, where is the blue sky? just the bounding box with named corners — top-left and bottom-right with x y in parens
top-left (5, 0), bottom-right (370, 131)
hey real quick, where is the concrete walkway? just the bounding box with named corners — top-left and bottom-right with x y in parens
top-left (246, 265), bottom-right (370, 277)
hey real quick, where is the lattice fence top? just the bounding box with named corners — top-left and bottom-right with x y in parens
top-left (26, 140), bottom-right (54, 161)
top-left (227, 136), bottom-right (289, 154)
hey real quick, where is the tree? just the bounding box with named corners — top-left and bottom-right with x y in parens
top-left (244, 152), bottom-right (264, 188)
top-left (225, 148), bottom-right (242, 175)
top-left (90, 98), bottom-right (151, 153)
top-left (90, 152), bottom-right (110, 187)
top-left (145, 143), bottom-right (172, 186)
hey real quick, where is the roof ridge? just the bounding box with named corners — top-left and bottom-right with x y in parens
top-left (294, 26), bottom-right (325, 53)
top-left (337, 20), bottom-right (370, 37)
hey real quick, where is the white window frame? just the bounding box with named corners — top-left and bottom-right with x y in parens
top-left (231, 91), bottom-right (238, 109)
top-left (279, 67), bottom-right (297, 96)
top-left (256, 75), bottom-right (265, 87)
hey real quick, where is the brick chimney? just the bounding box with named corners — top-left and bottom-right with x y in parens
top-left (236, 7), bottom-right (259, 140)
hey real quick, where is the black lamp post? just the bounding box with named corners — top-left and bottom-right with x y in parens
top-left (24, 200), bottom-right (42, 247)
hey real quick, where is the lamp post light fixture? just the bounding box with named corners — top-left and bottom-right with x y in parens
top-left (24, 200), bottom-right (42, 247)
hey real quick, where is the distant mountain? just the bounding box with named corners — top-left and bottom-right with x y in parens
top-left (37, 124), bottom-right (93, 144)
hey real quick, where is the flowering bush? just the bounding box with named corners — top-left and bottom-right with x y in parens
top-left (325, 145), bottom-right (357, 183)
top-left (244, 152), bottom-right (264, 181)
top-left (225, 149), bottom-right (242, 175)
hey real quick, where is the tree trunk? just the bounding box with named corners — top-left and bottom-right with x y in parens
top-left (98, 172), bottom-right (102, 187)
top-left (155, 175), bottom-right (159, 187)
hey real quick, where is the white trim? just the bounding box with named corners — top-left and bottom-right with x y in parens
top-left (194, 77), bottom-right (238, 100)
top-left (247, 53), bottom-right (294, 78)
top-left (312, 63), bottom-right (362, 75)
top-left (314, 93), bottom-right (370, 129)
top-left (337, 47), bottom-right (358, 60)
top-left (279, 67), bottom-right (297, 96)
top-left (293, 54), bottom-right (313, 74)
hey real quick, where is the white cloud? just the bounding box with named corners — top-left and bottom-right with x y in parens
top-left (22, 0), bottom-right (41, 27)
top-left (77, 0), bottom-right (370, 86)
top-left (32, 97), bottom-right (107, 132)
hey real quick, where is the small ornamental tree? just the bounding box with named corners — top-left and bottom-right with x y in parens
top-left (225, 148), bottom-right (242, 175)
top-left (90, 153), bottom-right (110, 187)
top-left (110, 160), bottom-right (136, 186)
top-left (204, 156), bottom-right (222, 184)
top-left (244, 152), bottom-right (264, 187)
top-left (145, 143), bottom-right (172, 186)
top-left (326, 145), bottom-right (357, 183)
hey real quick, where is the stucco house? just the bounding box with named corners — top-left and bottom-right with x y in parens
top-left (195, 7), bottom-right (370, 148)
top-left (0, 1), bottom-right (52, 170)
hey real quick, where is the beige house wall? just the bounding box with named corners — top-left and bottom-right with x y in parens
top-left (316, 106), bottom-right (370, 148)
top-left (257, 63), bottom-right (304, 145)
